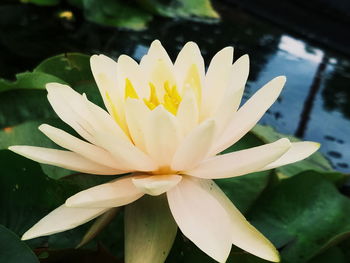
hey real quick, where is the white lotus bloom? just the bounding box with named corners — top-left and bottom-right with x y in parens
top-left (9, 40), bottom-right (320, 263)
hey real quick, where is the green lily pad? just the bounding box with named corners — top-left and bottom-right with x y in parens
top-left (34, 53), bottom-right (93, 86)
top-left (137, 0), bottom-right (219, 19)
top-left (248, 172), bottom-right (350, 263)
top-left (0, 225), bottom-right (39, 263)
top-left (83, 0), bottom-right (152, 30)
top-left (20, 0), bottom-right (60, 6)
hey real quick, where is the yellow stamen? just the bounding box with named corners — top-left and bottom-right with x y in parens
top-left (143, 81), bottom-right (182, 115)
top-left (163, 94), bottom-right (177, 115)
top-left (171, 85), bottom-right (181, 105)
top-left (143, 98), bottom-right (157, 110)
top-left (125, 78), bottom-right (139, 99)
top-left (164, 81), bottom-right (171, 96)
top-left (149, 82), bottom-right (160, 106)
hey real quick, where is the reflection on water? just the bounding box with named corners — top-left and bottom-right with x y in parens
top-left (0, 2), bottom-right (349, 172)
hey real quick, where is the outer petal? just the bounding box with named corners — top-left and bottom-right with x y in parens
top-left (125, 195), bottom-right (177, 263)
top-left (203, 180), bottom-right (280, 262)
top-left (188, 138), bottom-right (291, 179)
top-left (258, 141), bottom-right (321, 171)
top-left (144, 106), bottom-right (181, 167)
top-left (22, 205), bottom-right (108, 240)
top-left (211, 76), bottom-right (286, 155)
top-left (132, 174), bottom-right (182, 196)
top-left (8, 146), bottom-right (122, 175)
top-left (47, 83), bottom-right (129, 143)
top-left (65, 175), bottom-right (144, 208)
top-left (167, 176), bottom-right (233, 262)
top-left (46, 83), bottom-right (95, 143)
top-left (39, 124), bottom-right (128, 170)
top-left (171, 120), bottom-right (215, 171)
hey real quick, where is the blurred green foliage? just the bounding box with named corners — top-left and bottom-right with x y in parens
top-left (19, 0), bottom-right (219, 30)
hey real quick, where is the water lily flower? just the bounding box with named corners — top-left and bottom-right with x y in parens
top-left (9, 40), bottom-right (320, 263)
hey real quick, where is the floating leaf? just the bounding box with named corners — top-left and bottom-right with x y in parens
top-left (249, 172), bottom-right (350, 263)
top-left (0, 225), bottom-right (39, 263)
top-left (20, 0), bottom-right (60, 6)
top-left (137, 0), bottom-right (219, 19)
top-left (83, 0), bottom-right (152, 30)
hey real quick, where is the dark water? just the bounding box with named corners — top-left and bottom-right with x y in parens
top-left (0, 2), bottom-right (349, 172)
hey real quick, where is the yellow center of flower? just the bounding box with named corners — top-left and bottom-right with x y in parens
top-left (125, 79), bottom-right (182, 115)
top-left (124, 63), bottom-right (201, 116)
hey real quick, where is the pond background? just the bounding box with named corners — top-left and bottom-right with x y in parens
top-left (1, 0), bottom-right (349, 173)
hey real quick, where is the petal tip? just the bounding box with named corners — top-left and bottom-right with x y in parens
top-left (277, 75), bottom-right (287, 84)
top-left (8, 145), bottom-right (20, 152)
top-left (38, 123), bottom-right (49, 132)
top-left (278, 138), bottom-right (291, 147)
top-left (21, 230), bottom-right (34, 241)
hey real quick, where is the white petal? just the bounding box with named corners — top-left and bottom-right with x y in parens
top-left (188, 138), bottom-right (291, 179)
top-left (91, 55), bottom-right (128, 132)
top-left (145, 106), bottom-right (181, 167)
top-left (147, 40), bottom-right (173, 66)
top-left (140, 55), bottom-right (176, 98)
top-left (167, 177), bottom-right (232, 262)
top-left (174, 42), bottom-right (205, 89)
top-left (211, 76), bottom-right (286, 155)
top-left (22, 205), bottom-right (108, 240)
top-left (46, 83), bottom-right (129, 144)
top-left (83, 95), bottom-right (130, 141)
top-left (9, 146), bottom-right (122, 175)
top-left (93, 130), bottom-right (157, 171)
top-left (132, 174), bottom-right (182, 196)
top-left (39, 124), bottom-right (128, 171)
top-left (46, 84), bottom-right (95, 143)
top-left (117, 55), bottom-right (147, 98)
top-left (66, 175), bottom-right (144, 208)
top-left (258, 141), bottom-right (321, 171)
top-left (124, 99), bottom-right (151, 152)
top-left (210, 55), bottom-right (250, 135)
top-left (211, 85), bottom-right (244, 138)
top-left (171, 120), bottom-right (215, 171)
top-left (176, 88), bottom-right (199, 136)
top-left (203, 180), bottom-right (280, 262)
top-left (90, 54), bottom-right (119, 114)
top-left (201, 47), bottom-right (234, 119)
